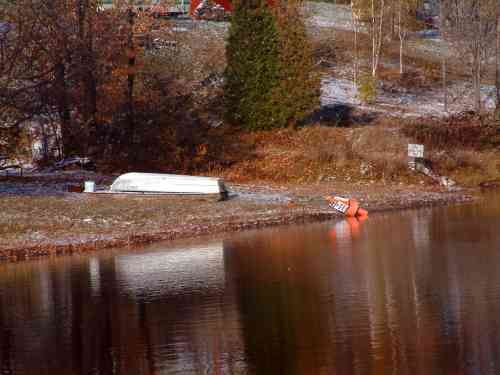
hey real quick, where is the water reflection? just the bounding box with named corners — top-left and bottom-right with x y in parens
top-left (0, 242), bottom-right (247, 375)
top-left (0, 193), bottom-right (500, 374)
top-left (115, 243), bottom-right (226, 298)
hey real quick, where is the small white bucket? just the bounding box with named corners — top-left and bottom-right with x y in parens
top-left (84, 181), bottom-right (95, 193)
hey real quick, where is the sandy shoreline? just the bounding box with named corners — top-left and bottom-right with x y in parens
top-left (0, 176), bottom-right (478, 263)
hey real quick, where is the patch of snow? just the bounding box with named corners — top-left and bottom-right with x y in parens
top-left (0, 171), bottom-right (111, 196)
top-left (321, 77), bottom-right (360, 107)
top-left (304, 3), bottom-right (356, 31)
top-left (304, 1), bottom-right (452, 60)
top-left (172, 27), bottom-right (189, 32)
top-left (414, 30), bottom-right (440, 39)
top-left (0, 182), bottom-right (68, 196)
top-left (321, 74), bottom-right (498, 118)
top-left (231, 191), bottom-right (291, 203)
top-left (307, 16), bottom-right (356, 32)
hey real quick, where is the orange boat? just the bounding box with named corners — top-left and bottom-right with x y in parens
top-left (325, 195), bottom-right (368, 218)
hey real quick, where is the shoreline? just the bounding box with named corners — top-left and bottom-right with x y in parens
top-left (0, 180), bottom-right (478, 263)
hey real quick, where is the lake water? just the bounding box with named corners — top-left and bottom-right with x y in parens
top-left (1, 192), bottom-right (499, 374)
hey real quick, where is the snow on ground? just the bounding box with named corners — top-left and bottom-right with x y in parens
top-left (232, 191), bottom-right (292, 203)
top-left (0, 181), bottom-right (70, 195)
top-left (304, 3), bottom-right (357, 32)
top-left (308, 0), bottom-right (497, 118)
top-left (228, 184), bottom-right (292, 203)
top-left (321, 74), bottom-right (497, 118)
top-left (0, 171), bottom-right (112, 195)
top-left (304, 2), bottom-right (454, 60)
top-left (321, 77), bottom-right (360, 107)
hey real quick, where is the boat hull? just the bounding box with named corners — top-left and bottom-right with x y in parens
top-left (109, 173), bottom-right (227, 197)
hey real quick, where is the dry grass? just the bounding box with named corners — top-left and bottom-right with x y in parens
top-left (207, 118), bottom-right (499, 187)
top-left (402, 114), bottom-right (500, 185)
top-left (0, 193), bottom-right (284, 249)
top-left (403, 114), bottom-right (500, 150)
top-left (429, 149), bottom-right (499, 186)
top-left (214, 123), bottom-right (417, 184)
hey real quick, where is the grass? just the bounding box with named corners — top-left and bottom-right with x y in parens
top-left (0, 193), bottom-right (284, 249)
top-left (206, 117), bottom-right (499, 188)
top-left (212, 123), bottom-right (412, 183)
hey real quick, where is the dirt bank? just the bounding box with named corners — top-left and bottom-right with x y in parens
top-left (0, 174), bottom-right (476, 262)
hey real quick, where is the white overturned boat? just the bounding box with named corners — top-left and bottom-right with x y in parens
top-left (87, 172), bottom-right (228, 199)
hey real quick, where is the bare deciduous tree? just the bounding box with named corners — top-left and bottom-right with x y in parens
top-left (351, 0), bottom-right (361, 85)
top-left (352, 0), bottom-right (387, 77)
top-left (396, 0), bottom-right (419, 75)
top-left (442, 0), bottom-right (496, 112)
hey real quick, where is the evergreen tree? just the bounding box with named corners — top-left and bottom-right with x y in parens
top-left (271, 2), bottom-right (320, 127)
top-left (224, 0), bottom-right (319, 130)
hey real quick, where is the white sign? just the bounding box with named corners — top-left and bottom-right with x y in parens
top-left (329, 201), bottom-right (349, 214)
top-left (408, 144), bottom-right (424, 158)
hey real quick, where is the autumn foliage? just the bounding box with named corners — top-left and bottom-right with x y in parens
top-left (0, 0), bottom-right (198, 170)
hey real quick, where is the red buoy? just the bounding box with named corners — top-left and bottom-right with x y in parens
top-left (325, 195), bottom-right (369, 218)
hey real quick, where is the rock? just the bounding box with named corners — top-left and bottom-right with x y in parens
top-left (54, 157), bottom-right (95, 171)
top-left (479, 180), bottom-right (500, 189)
top-left (67, 184), bottom-right (83, 193)
top-left (360, 162), bottom-right (371, 176)
top-left (439, 176), bottom-right (456, 189)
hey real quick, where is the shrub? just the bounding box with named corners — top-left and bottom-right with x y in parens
top-left (357, 73), bottom-right (377, 104)
top-left (403, 115), bottom-right (500, 151)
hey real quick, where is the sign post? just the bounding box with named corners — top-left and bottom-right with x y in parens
top-left (408, 144), bottom-right (424, 170)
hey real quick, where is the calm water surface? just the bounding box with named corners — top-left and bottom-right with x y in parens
top-left (1, 192), bottom-right (500, 375)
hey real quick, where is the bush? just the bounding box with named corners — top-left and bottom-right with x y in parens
top-left (357, 73), bottom-right (377, 104)
top-left (403, 114), bottom-right (500, 151)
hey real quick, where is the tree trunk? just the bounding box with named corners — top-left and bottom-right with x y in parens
top-left (354, 25), bottom-right (358, 86)
top-left (474, 46), bottom-right (481, 113)
top-left (440, 0), bottom-right (448, 113)
top-left (398, 0), bottom-right (404, 75)
top-left (352, 3), bottom-right (359, 87)
top-left (496, 9), bottom-right (500, 112)
top-left (391, 4), bottom-right (396, 40)
top-left (474, 1), bottom-right (482, 113)
top-left (126, 8), bottom-right (136, 149)
top-left (399, 37), bottom-right (404, 75)
top-left (375, 0), bottom-right (384, 76)
top-left (442, 57), bottom-right (448, 113)
top-left (54, 62), bottom-right (73, 157)
top-left (84, 3), bottom-right (98, 154)
top-left (371, 0), bottom-right (385, 77)
top-left (371, 0), bottom-right (376, 76)
top-left (85, 2), bottom-right (98, 129)
top-left (77, 0), bottom-right (97, 133)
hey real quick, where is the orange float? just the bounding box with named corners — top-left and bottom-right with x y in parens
top-left (325, 195), bottom-right (368, 218)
